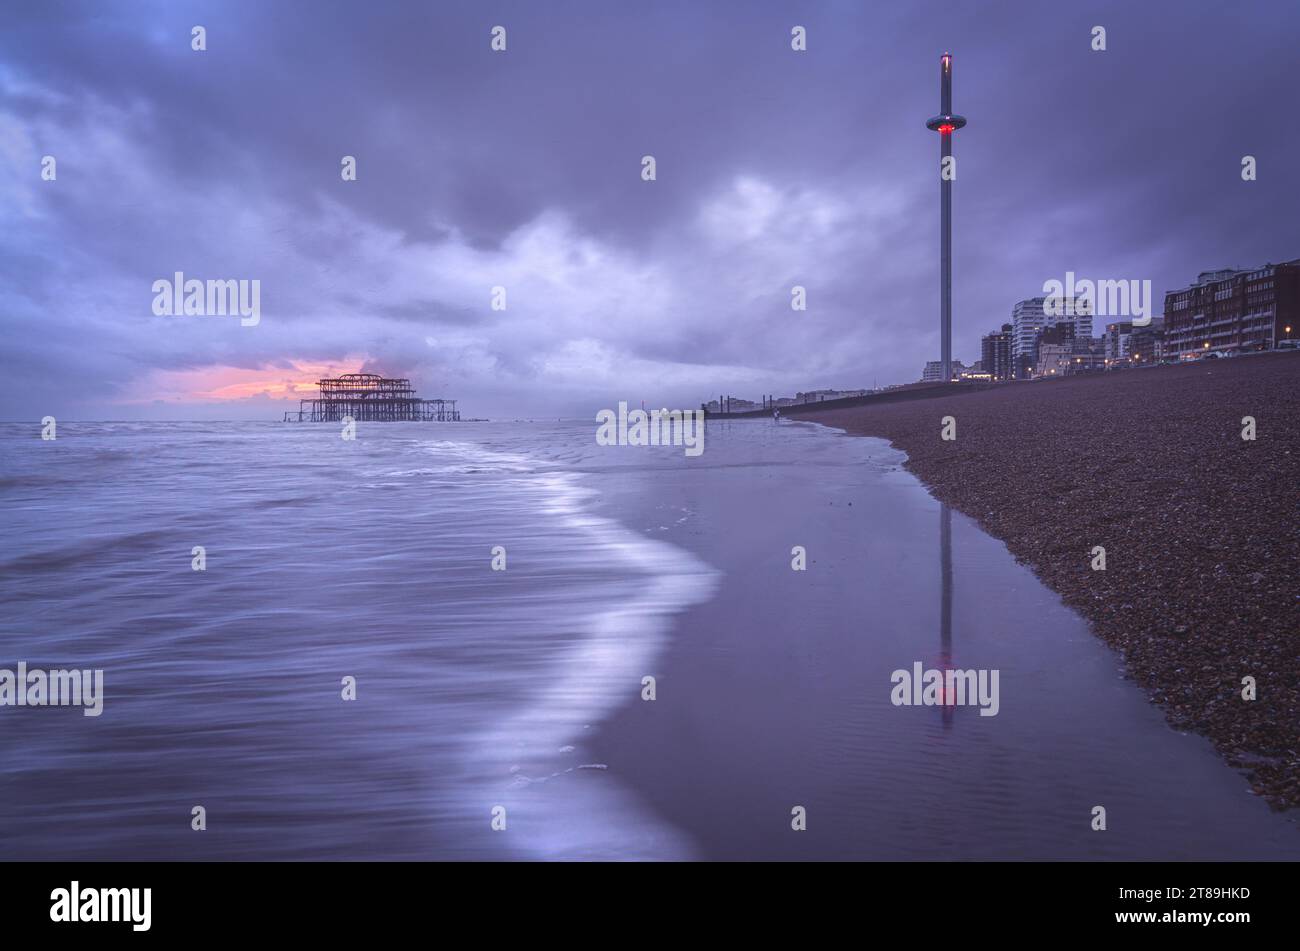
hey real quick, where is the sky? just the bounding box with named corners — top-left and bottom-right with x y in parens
top-left (2, 0), bottom-right (1298, 420)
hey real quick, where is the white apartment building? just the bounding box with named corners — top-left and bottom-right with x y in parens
top-left (1011, 296), bottom-right (1093, 361)
top-left (921, 360), bottom-right (968, 382)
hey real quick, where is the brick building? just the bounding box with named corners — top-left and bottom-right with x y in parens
top-left (1163, 260), bottom-right (1300, 358)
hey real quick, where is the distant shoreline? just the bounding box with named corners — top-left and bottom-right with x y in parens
top-left (705, 379), bottom-right (992, 419)
top-left (788, 351), bottom-right (1300, 811)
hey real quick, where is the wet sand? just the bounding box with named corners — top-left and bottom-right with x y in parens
top-left (586, 419), bottom-right (1299, 859)
top-left (788, 352), bottom-right (1300, 812)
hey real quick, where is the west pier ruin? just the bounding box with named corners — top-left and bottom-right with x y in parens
top-left (283, 373), bottom-right (461, 422)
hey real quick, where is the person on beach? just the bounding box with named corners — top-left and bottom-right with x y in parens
top-left (773, 408), bottom-right (780, 422)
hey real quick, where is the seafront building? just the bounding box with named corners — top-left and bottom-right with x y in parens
top-left (1011, 296), bottom-right (1092, 370)
top-left (1104, 321), bottom-right (1133, 362)
top-left (921, 360), bottom-right (968, 382)
top-left (1163, 260), bottom-right (1300, 358)
top-left (752, 253), bottom-right (1294, 404)
top-left (1072, 336), bottom-right (1106, 373)
top-left (1035, 343), bottom-right (1072, 377)
top-left (980, 324), bottom-right (1014, 381)
top-left (1010, 297), bottom-right (1049, 363)
top-left (1032, 323), bottom-right (1075, 378)
top-left (1127, 317), bottom-right (1166, 364)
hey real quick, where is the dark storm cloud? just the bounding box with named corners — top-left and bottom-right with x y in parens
top-left (1, 0), bottom-right (1297, 419)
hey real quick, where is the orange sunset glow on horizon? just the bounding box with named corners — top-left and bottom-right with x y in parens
top-left (119, 359), bottom-right (370, 404)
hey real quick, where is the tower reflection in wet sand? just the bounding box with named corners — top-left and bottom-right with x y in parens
top-left (939, 503), bottom-right (955, 726)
